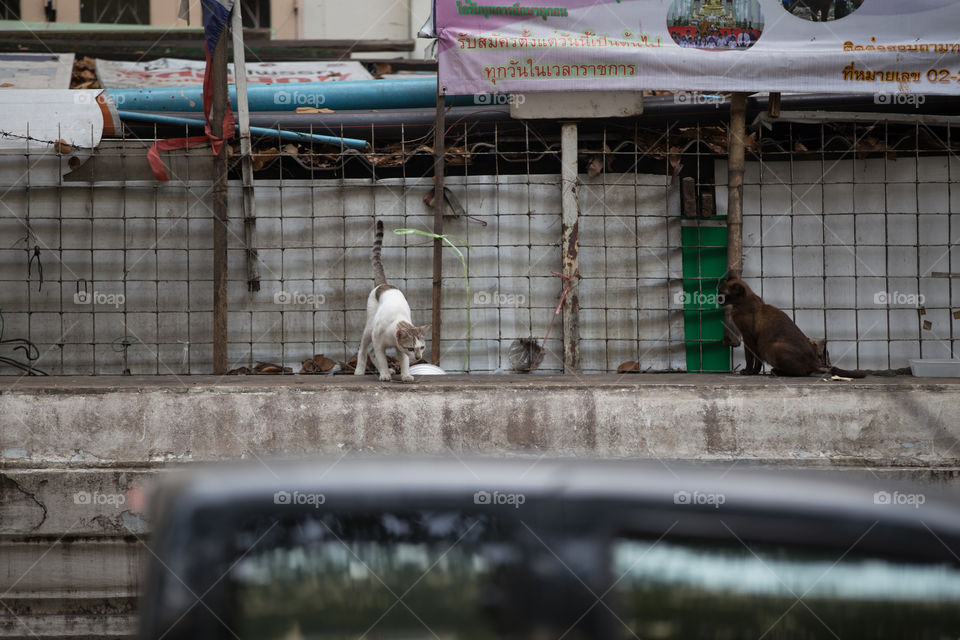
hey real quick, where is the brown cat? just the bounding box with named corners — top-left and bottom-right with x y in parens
top-left (718, 277), bottom-right (866, 378)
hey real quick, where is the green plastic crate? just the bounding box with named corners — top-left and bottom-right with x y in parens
top-left (681, 225), bottom-right (730, 372)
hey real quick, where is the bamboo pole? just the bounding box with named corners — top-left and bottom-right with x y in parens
top-left (723, 92), bottom-right (746, 347)
top-left (211, 31), bottom-right (230, 374)
top-left (230, 3), bottom-right (261, 292)
top-left (431, 85), bottom-right (445, 365)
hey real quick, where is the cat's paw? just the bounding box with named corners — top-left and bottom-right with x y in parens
top-left (353, 367), bottom-right (365, 376)
top-left (401, 374), bottom-right (414, 383)
top-left (378, 372), bottom-right (392, 382)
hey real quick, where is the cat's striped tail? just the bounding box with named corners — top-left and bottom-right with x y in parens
top-left (372, 220), bottom-right (387, 286)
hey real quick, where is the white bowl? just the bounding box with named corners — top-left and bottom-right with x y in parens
top-left (409, 363), bottom-right (446, 376)
top-left (909, 359), bottom-right (960, 377)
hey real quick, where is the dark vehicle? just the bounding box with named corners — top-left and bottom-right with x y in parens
top-left (141, 458), bottom-right (960, 639)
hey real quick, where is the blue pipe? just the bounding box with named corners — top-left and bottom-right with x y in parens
top-left (117, 110), bottom-right (369, 150)
top-left (108, 77), bottom-right (474, 113)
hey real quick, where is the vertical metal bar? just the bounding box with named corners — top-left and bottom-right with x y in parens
top-left (560, 122), bottom-right (579, 373)
top-left (231, 2), bottom-right (261, 292)
top-left (430, 84), bottom-right (445, 365)
top-left (210, 29), bottom-right (230, 375)
top-left (948, 123), bottom-right (955, 358)
top-left (723, 92), bottom-right (747, 347)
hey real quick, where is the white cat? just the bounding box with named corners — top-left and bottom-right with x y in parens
top-left (355, 220), bottom-right (430, 382)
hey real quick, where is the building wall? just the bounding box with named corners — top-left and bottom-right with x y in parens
top-left (17, 0), bottom-right (432, 55)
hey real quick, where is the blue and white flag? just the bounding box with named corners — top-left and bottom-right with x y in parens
top-left (147, 0), bottom-right (236, 181)
top-left (200, 0), bottom-right (235, 53)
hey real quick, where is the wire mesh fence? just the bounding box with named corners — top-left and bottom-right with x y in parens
top-left (0, 115), bottom-right (956, 375)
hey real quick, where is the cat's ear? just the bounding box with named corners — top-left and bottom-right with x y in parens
top-left (418, 324), bottom-right (431, 336)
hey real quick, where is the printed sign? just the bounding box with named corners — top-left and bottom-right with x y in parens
top-left (0, 53), bottom-right (75, 89)
top-left (96, 58), bottom-right (372, 89)
top-left (435, 0), bottom-right (960, 96)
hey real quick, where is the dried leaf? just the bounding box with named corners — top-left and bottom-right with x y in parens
top-left (587, 154), bottom-right (604, 178)
top-left (295, 106), bottom-right (335, 114)
top-left (251, 147), bottom-right (279, 172)
top-left (312, 354), bottom-right (336, 371)
top-left (445, 146), bottom-right (471, 165)
top-left (254, 361), bottom-right (292, 374)
top-left (300, 359), bottom-right (320, 374)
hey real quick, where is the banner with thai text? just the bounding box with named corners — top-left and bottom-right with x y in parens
top-left (435, 0), bottom-right (960, 96)
top-left (96, 58), bottom-right (372, 89)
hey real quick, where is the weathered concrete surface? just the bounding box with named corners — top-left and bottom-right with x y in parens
top-left (2, 374), bottom-right (960, 639)
top-left (1, 470), bottom-right (152, 537)
top-left (0, 538), bottom-right (140, 640)
top-left (2, 375), bottom-right (959, 466)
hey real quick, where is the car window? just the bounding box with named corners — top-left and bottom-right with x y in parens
top-left (612, 538), bottom-right (960, 639)
top-left (227, 510), bottom-right (521, 640)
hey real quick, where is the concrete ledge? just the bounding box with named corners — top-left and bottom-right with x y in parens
top-left (0, 539), bottom-right (140, 596)
top-left (2, 465), bottom-right (960, 538)
top-left (2, 375), bottom-right (959, 467)
top-left (0, 612), bottom-right (136, 640)
top-left (1, 373), bottom-right (958, 640)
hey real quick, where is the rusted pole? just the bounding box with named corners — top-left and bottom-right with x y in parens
top-left (560, 122), bottom-right (580, 373)
top-left (211, 31), bottom-right (229, 374)
top-left (431, 84), bottom-right (445, 365)
top-left (723, 92), bottom-right (746, 347)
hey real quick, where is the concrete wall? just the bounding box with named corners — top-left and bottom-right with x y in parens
top-left (2, 374), bottom-right (959, 639)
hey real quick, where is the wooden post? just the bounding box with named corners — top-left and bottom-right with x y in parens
top-left (768, 91), bottom-right (782, 118)
top-left (560, 122), bottom-right (580, 373)
top-left (723, 92), bottom-right (747, 347)
top-left (231, 3), bottom-right (261, 292)
top-left (431, 85), bottom-right (445, 365)
top-left (210, 31), bottom-right (229, 374)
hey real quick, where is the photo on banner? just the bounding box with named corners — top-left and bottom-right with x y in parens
top-left (667, 0), bottom-right (764, 51)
